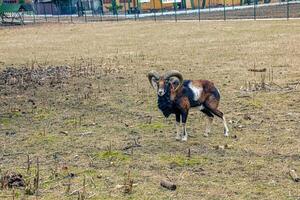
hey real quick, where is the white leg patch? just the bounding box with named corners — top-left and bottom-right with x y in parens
top-left (223, 116), bottom-right (229, 136)
top-left (175, 122), bottom-right (181, 141)
top-left (204, 117), bottom-right (213, 137)
top-left (181, 123), bottom-right (188, 141)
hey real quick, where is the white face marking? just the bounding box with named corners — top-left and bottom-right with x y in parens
top-left (157, 88), bottom-right (165, 96)
top-left (189, 82), bottom-right (203, 101)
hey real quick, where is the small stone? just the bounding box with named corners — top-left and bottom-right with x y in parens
top-left (115, 184), bottom-right (124, 189)
top-left (243, 114), bottom-right (252, 120)
top-left (96, 174), bottom-right (102, 179)
top-left (215, 145), bottom-right (225, 150)
top-left (59, 131), bottom-right (68, 135)
top-left (231, 135), bottom-right (238, 139)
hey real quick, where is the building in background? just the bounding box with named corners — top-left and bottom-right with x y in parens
top-left (32, 0), bottom-right (265, 15)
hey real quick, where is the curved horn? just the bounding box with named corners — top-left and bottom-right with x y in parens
top-left (164, 70), bottom-right (183, 91)
top-left (147, 70), bottom-right (160, 88)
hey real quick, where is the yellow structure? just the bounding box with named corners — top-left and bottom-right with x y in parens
top-left (140, 0), bottom-right (174, 10)
top-left (103, 0), bottom-right (174, 12)
top-left (103, 0), bottom-right (240, 13)
top-left (195, 0), bottom-right (241, 7)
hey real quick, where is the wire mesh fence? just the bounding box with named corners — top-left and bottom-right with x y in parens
top-left (0, 0), bottom-right (300, 24)
top-left (1, 0), bottom-right (300, 25)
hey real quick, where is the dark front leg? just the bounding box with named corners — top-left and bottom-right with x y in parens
top-left (175, 113), bottom-right (181, 123)
top-left (175, 113), bottom-right (181, 140)
top-left (181, 111), bottom-right (188, 141)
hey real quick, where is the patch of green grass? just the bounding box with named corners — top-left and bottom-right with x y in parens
top-left (160, 154), bottom-right (209, 167)
top-left (28, 133), bottom-right (59, 146)
top-left (0, 117), bottom-right (11, 126)
top-left (0, 111), bottom-right (23, 126)
top-left (244, 99), bottom-right (263, 109)
top-left (11, 111), bottom-right (22, 118)
top-left (95, 150), bottom-right (130, 162)
top-left (83, 169), bottom-right (97, 176)
top-left (33, 108), bottom-right (55, 121)
top-left (63, 118), bottom-right (79, 126)
top-left (138, 121), bottom-right (165, 131)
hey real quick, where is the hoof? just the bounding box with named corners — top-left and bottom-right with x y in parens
top-left (203, 132), bottom-right (209, 137)
top-left (176, 133), bottom-right (182, 141)
top-left (224, 132), bottom-right (229, 137)
top-left (181, 136), bottom-right (188, 141)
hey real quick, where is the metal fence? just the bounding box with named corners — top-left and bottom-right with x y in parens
top-left (3, 0), bottom-right (300, 24)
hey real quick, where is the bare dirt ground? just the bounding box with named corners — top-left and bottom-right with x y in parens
top-left (0, 21), bottom-right (299, 199)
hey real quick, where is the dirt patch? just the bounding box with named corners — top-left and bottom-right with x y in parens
top-left (0, 66), bottom-right (72, 88)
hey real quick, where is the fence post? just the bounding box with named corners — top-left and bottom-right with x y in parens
top-left (197, 0), bottom-right (200, 21)
top-left (91, 0), bottom-right (95, 18)
top-left (153, 0), bottom-right (157, 21)
top-left (223, 0), bottom-right (226, 21)
top-left (50, 2), bottom-right (53, 17)
top-left (33, 9), bottom-right (36, 23)
top-left (58, 1), bottom-right (60, 22)
top-left (253, 0), bottom-right (256, 20)
top-left (124, 0), bottom-right (127, 19)
top-left (100, 5), bottom-right (103, 21)
top-left (83, 1), bottom-right (87, 22)
top-left (69, 0), bottom-right (73, 22)
top-left (160, 0), bottom-right (164, 17)
top-left (174, 0), bottom-right (177, 22)
top-left (137, 0), bottom-right (140, 20)
top-left (287, 0), bottom-right (289, 20)
top-left (43, 3), bottom-right (47, 22)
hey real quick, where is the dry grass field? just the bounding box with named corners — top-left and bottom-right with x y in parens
top-left (0, 21), bottom-right (299, 199)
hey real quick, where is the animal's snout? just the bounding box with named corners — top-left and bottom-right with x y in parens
top-left (157, 89), bottom-right (165, 96)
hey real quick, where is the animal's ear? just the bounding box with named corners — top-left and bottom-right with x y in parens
top-left (147, 71), bottom-right (160, 90)
top-left (150, 77), bottom-right (158, 90)
top-left (170, 77), bottom-right (179, 88)
top-left (170, 83), bottom-right (175, 90)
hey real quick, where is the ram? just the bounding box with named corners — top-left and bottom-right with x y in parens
top-left (147, 70), bottom-right (229, 141)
